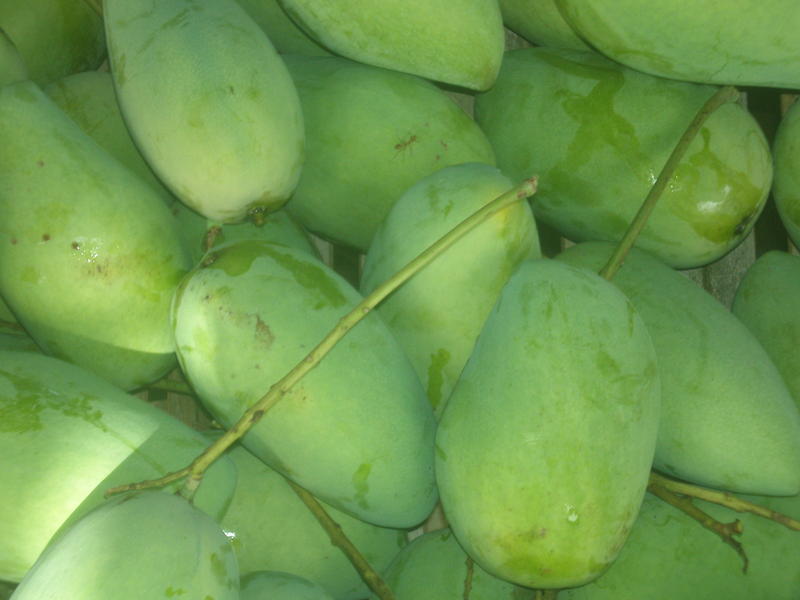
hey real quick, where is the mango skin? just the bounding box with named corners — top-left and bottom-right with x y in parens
top-left (280, 0), bottom-right (504, 91)
top-left (361, 163), bottom-right (540, 416)
top-left (557, 0), bottom-right (800, 88)
top-left (284, 54), bottom-right (496, 251)
top-left (0, 29), bottom-right (27, 87)
top-left (732, 251), bottom-right (800, 406)
top-left (104, 0), bottom-right (304, 223)
top-left (241, 572), bottom-right (334, 600)
top-left (499, 0), bottom-right (589, 50)
top-left (373, 529), bottom-right (535, 599)
top-left (0, 351), bottom-right (236, 583)
top-left (557, 242), bottom-right (800, 495)
top-left (218, 438), bottom-right (407, 600)
top-left (475, 47), bottom-right (772, 269)
top-left (0, 81), bottom-right (191, 390)
top-left (10, 492), bottom-right (239, 600)
top-left (173, 241), bottom-right (438, 528)
top-left (435, 259), bottom-right (660, 589)
top-left (561, 492), bottom-right (800, 599)
top-left (773, 98), bottom-right (800, 248)
top-left (234, 0), bottom-right (330, 56)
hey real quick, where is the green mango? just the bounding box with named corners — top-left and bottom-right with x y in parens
top-left (0, 0), bottom-right (104, 86)
top-left (373, 529), bottom-right (535, 599)
top-left (435, 259), bottom-right (661, 588)
top-left (283, 54), bottom-right (496, 251)
top-left (234, 0), bottom-right (330, 56)
top-left (0, 29), bottom-right (26, 87)
top-left (361, 163), bottom-right (540, 416)
top-left (560, 492), bottom-right (800, 599)
top-left (279, 0), bottom-right (504, 91)
top-left (557, 242), bottom-right (800, 495)
top-left (732, 251), bottom-right (800, 405)
top-left (173, 241), bottom-right (438, 528)
top-left (0, 351), bottom-right (236, 583)
top-left (556, 0), bottom-right (800, 88)
top-left (104, 0), bottom-right (304, 223)
top-left (773, 98), bottom-right (800, 248)
top-left (218, 438), bottom-right (407, 600)
top-left (241, 572), bottom-right (334, 600)
top-left (475, 47), bottom-right (772, 269)
top-left (499, 0), bottom-right (589, 50)
top-left (0, 81), bottom-right (191, 390)
top-left (10, 491), bottom-right (239, 600)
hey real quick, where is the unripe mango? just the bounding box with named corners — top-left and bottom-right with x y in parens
top-left (241, 572), bottom-right (334, 600)
top-left (499, 0), bottom-right (589, 50)
top-left (773, 98), bottom-right (800, 247)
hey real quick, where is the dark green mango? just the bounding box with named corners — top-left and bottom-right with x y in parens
top-left (773, 98), bottom-right (800, 248)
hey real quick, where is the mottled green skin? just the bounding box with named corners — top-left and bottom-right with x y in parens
top-left (557, 0), bottom-right (800, 88)
top-left (0, 82), bottom-right (190, 390)
top-left (499, 0), bottom-right (589, 50)
top-left (475, 47), bottom-right (772, 269)
top-left (218, 439), bottom-right (406, 600)
top-left (435, 259), bottom-right (661, 588)
top-left (0, 30), bottom-right (27, 87)
top-left (241, 572), bottom-right (333, 600)
top-left (280, 0), bottom-right (504, 91)
top-left (557, 242), bottom-right (800, 495)
top-left (373, 529), bottom-right (535, 599)
top-left (173, 202), bottom-right (318, 266)
top-left (0, 0), bottom-right (104, 86)
top-left (0, 351), bottom-right (236, 583)
top-left (173, 241), bottom-right (438, 528)
top-left (361, 163), bottom-right (539, 416)
top-left (104, 0), bottom-right (304, 223)
top-left (284, 55), bottom-right (496, 251)
top-left (11, 492), bottom-right (239, 600)
top-left (561, 492), bottom-right (800, 598)
top-left (234, 0), bottom-right (330, 56)
top-left (773, 99), bottom-right (800, 249)
top-left (732, 251), bottom-right (800, 406)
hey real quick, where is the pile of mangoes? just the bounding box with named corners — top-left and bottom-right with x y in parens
top-left (1, 0), bottom-right (800, 598)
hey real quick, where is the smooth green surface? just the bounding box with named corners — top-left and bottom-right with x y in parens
top-left (557, 0), bottom-right (800, 88)
top-left (173, 241), bottom-right (438, 528)
top-left (374, 529), bottom-right (535, 599)
top-left (10, 492), bottom-right (239, 600)
top-left (0, 351), bottom-right (236, 583)
top-left (476, 47), bottom-right (772, 269)
top-left (436, 259), bottom-right (660, 588)
top-left (284, 54), bottom-right (496, 251)
top-left (0, 29), bottom-right (27, 87)
top-left (561, 492), bottom-right (800, 599)
top-left (0, 81), bottom-right (190, 390)
top-left (104, 0), bottom-right (304, 222)
top-left (241, 571), bottom-right (334, 600)
top-left (234, 0), bottom-right (330, 55)
top-left (280, 0), bottom-right (504, 90)
top-left (773, 98), bottom-right (800, 249)
top-left (361, 163), bottom-right (539, 416)
top-left (557, 242), bottom-right (800, 494)
top-left (219, 439), bottom-right (406, 600)
top-left (732, 251), bottom-right (800, 406)
top-left (499, 0), bottom-right (589, 50)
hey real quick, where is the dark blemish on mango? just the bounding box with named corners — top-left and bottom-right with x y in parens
top-left (10, 239), bottom-right (17, 245)
top-left (36, 160), bottom-right (44, 167)
top-left (42, 234), bottom-right (50, 242)
top-left (394, 135), bottom-right (417, 151)
top-left (71, 241), bottom-right (80, 250)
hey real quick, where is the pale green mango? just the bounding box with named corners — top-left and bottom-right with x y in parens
top-left (173, 241), bottom-right (438, 528)
top-left (373, 529), bottom-right (535, 599)
top-left (283, 54), bottom-right (496, 251)
top-left (0, 0), bottom-right (104, 86)
top-left (218, 438), bottom-right (406, 600)
top-left (499, 0), bottom-right (589, 50)
top-left (773, 98), bottom-right (800, 248)
top-left (557, 0), bottom-right (800, 88)
top-left (361, 163), bottom-right (539, 416)
top-left (436, 259), bottom-right (661, 588)
top-left (732, 251), bottom-right (800, 405)
top-left (0, 81), bottom-right (190, 390)
top-left (279, 0), bottom-right (504, 91)
top-left (561, 492), bottom-right (800, 599)
top-left (475, 47), bottom-right (772, 269)
top-left (241, 572), bottom-right (333, 600)
top-left (104, 0), bottom-right (304, 223)
top-left (0, 351), bottom-right (236, 583)
top-left (0, 29), bottom-right (26, 87)
top-left (10, 491), bottom-right (239, 600)
top-left (234, 0), bottom-right (330, 56)
top-left (173, 202), bottom-right (319, 266)
top-left (557, 242), bottom-right (800, 495)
